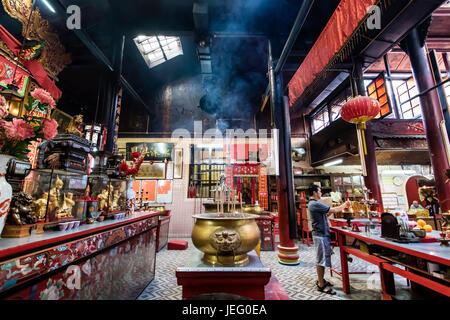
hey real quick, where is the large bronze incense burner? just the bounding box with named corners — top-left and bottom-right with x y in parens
top-left (192, 175), bottom-right (260, 266)
top-left (191, 213), bottom-right (260, 266)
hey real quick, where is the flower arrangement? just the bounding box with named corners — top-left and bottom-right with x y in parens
top-left (0, 88), bottom-right (58, 160)
top-left (118, 152), bottom-right (144, 178)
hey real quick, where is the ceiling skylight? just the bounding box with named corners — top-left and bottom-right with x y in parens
top-left (133, 36), bottom-right (183, 68)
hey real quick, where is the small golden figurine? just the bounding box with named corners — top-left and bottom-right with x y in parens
top-left (106, 185), bottom-right (116, 210)
top-left (58, 192), bottom-right (75, 218)
top-left (32, 192), bottom-right (48, 220)
top-left (48, 176), bottom-right (64, 214)
top-left (111, 189), bottom-right (121, 210)
top-left (97, 189), bottom-right (109, 211)
top-left (65, 114), bottom-right (84, 137)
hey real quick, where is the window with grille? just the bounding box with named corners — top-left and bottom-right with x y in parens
top-left (396, 77), bottom-right (421, 119)
top-left (329, 86), bottom-right (352, 121)
top-left (366, 72), bottom-right (392, 119)
top-left (188, 145), bottom-right (225, 198)
top-left (311, 108), bottom-right (329, 134)
top-left (134, 36), bottom-right (183, 68)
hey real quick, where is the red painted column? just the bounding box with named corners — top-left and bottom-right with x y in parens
top-left (403, 27), bottom-right (450, 212)
top-left (363, 124), bottom-right (384, 212)
top-left (269, 40), bottom-right (299, 265)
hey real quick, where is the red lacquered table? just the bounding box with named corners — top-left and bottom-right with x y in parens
top-left (176, 251), bottom-right (271, 300)
top-left (331, 227), bottom-right (450, 300)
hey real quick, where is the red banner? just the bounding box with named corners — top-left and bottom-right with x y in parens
top-left (259, 166), bottom-right (268, 210)
top-left (288, 0), bottom-right (376, 107)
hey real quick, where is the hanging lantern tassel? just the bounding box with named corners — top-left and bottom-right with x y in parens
top-left (340, 96), bottom-right (380, 177)
top-left (356, 127), bottom-right (368, 176)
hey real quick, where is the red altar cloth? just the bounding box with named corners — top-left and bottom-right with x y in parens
top-left (288, 0), bottom-right (377, 108)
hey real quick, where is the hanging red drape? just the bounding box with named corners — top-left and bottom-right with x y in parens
top-left (287, 0), bottom-right (377, 108)
top-left (0, 24), bottom-right (62, 100)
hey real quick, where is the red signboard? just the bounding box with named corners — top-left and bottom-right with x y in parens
top-left (259, 166), bottom-right (268, 210)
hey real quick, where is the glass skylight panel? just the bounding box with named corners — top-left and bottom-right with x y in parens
top-left (134, 35), bottom-right (183, 68)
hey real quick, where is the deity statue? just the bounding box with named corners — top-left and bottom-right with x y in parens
top-left (48, 176), bottom-right (64, 214)
top-left (97, 189), bottom-right (109, 211)
top-left (111, 189), bottom-right (121, 210)
top-left (32, 192), bottom-right (48, 220)
top-left (106, 185), bottom-right (115, 210)
top-left (65, 114), bottom-right (84, 137)
top-left (58, 193), bottom-right (75, 218)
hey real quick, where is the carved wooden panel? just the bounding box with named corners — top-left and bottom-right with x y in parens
top-left (1, 0), bottom-right (71, 79)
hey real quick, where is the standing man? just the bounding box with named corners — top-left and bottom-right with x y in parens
top-left (308, 184), bottom-right (351, 295)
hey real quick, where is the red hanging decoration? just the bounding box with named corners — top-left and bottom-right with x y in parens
top-left (340, 96), bottom-right (380, 130)
top-left (340, 96), bottom-right (380, 176)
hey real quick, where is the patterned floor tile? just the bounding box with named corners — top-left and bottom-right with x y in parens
top-left (138, 238), bottom-right (412, 300)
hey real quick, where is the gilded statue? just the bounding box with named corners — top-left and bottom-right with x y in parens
top-left (48, 176), bottom-right (63, 214)
top-left (58, 193), bottom-right (75, 218)
top-left (32, 192), bottom-right (48, 220)
top-left (65, 114), bottom-right (84, 137)
top-left (111, 189), bottom-right (121, 210)
top-left (97, 189), bottom-right (109, 211)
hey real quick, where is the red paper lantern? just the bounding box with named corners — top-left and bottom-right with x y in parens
top-left (340, 96), bottom-right (380, 129)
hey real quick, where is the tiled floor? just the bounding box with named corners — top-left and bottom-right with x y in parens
top-left (137, 238), bottom-right (413, 300)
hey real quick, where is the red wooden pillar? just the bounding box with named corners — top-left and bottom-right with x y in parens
top-left (363, 124), bottom-right (384, 212)
top-left (402, 26), bottom-right (450, 212)
top-left (269, 40), bottom-right (299, 265)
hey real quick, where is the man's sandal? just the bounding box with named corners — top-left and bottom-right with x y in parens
top-left (323, 279), bottom-right (334, 287)
top-left (316, 281), bottom-right (337, 295)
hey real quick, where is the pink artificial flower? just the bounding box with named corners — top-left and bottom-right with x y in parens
top-left (30, 88), bottom-right (56, 109)
top-left (0, 96), bottom-right (7, 119)
top-left (1, 118), bottom-right (35, 141)
top-left (0, 95), bottom-right (6, 108)
top-left (0, 107), bottom-right (7, 119)
top-left (42, 118), bottom-right (59, 140)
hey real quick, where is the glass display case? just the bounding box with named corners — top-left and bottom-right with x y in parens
top-left (331, 174), bottom-right (365, 200)
top-left (87, 174), bottom-right (127, 217)
top-left (22, 169), bottom-right (88, 226)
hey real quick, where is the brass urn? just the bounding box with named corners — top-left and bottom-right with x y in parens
top-left (242, 204), bottom-right (264, 215)
top-left (191, 213), bottom-right (260, 266)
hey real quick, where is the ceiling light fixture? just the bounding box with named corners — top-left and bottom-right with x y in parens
top-left (323, 159), bottom-right (343, 167)
top-left (41, 0), bottom-right (56, 13)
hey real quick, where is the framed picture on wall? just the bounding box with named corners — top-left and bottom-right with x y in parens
top-left (174, 148), bottom-right (183, 179)
top-left (136, 162), bottom-right (166, 179)
top-left (126, 142), bottom-right (174, 161)
top-left (51, 108), bottom-right (73, 134)
top-left (166, 162), bottom-right (173, 180)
